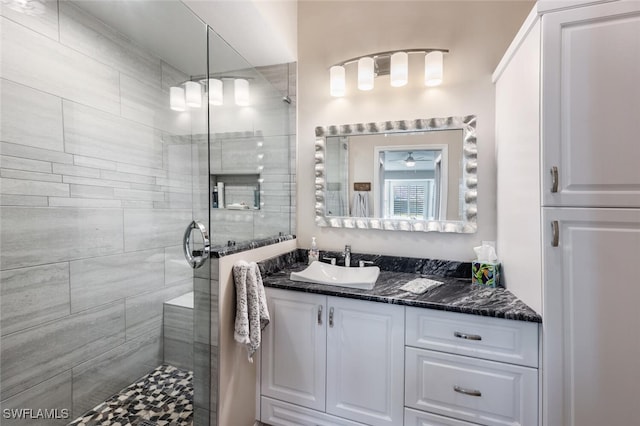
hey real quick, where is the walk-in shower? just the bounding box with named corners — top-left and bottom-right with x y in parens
top-left (0, 1), bottom-right (294, 425)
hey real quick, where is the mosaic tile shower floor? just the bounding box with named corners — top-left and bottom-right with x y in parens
top-left (68, 364), bottom-right (193, 426)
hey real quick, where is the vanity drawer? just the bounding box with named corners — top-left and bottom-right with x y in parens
top-left (405, 308), bottom-right (538, 367)
top-left (261, 396), bottom-right (367, 426)
top-left (404, 408), bottom-right (479, 426)
top-left (405, 348), bottom-right (538, 426)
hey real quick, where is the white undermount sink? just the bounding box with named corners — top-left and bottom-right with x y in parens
top-left (289, 261), bottom-right (380, 290)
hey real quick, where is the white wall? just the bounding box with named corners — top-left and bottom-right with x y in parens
top-left (297, 1), bottom-right (533, 261)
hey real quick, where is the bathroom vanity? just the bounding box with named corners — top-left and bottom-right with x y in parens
top-left (256, 252), bottom-right (541, 426)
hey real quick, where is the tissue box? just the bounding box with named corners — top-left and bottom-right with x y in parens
top-left (472, 261), bottom-right (501, 287)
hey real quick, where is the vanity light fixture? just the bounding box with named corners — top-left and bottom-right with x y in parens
top-left (169, 86), bottom-right (186, 111)
top-left (208, 78), bottom-right (223, 105)
top-left (329, 48), bottom-right (448, 97)
top-left (184, 81), bottom-right (202, 108)
top-left (170, 76), bottom-right (252, 110)
top-left (234, 78), bottom-right (250, 106)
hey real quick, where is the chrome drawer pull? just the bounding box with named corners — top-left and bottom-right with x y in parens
top-left (454, 385), bottom-right (482, 397)
top-left (454, 331), bottom-right (482, 341)
top-left (551, 166), bottom-right (559, 193)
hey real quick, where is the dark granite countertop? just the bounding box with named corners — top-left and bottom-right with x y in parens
top-left (259, 252), bottom-right (541, 323)
top-left (209, 234), bottom-right (295, 258)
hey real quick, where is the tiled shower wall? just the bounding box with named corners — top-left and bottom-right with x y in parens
top-left (208, 62), bottom-right (296, 246)
top-left (0, 1), bottom-right (204, 422)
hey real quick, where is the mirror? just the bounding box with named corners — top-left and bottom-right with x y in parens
top-left (315, 116), bottom-right (477, 233)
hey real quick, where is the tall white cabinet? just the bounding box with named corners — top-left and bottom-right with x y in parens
top-left (494, 1), bottom-right (640, 426)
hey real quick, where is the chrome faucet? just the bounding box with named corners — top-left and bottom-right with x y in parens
top-left (343, 245), bottom-right (351, 267)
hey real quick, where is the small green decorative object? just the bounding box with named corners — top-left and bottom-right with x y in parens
top-left (472, 261), bottom-right (501, 287)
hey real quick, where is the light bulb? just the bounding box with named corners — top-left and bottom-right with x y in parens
top-left (234, 79), bottom-right (250, 106)
top-left (357, 57), bottom-right (374, 91)
top-left (330, 65), bottom-right (346, 97)
top-left (390, 52), bottom-right (408, 87)
top-left (169, 86), bottom-right (186, 111)
top-left (185, 81), bottom-right (201, 108)
top-left (425, 51), bottom-right (444, 87)
top-left (208, 78), bottom-right (223, 105)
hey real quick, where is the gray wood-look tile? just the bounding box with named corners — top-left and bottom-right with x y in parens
top-left (63, 101), bottom-right (163, 169)
top-left (194, 342), bottom-right (211, 410)
top-left (0, 207), bottom-right (123, 270)
top-left (0, 177), bottom-right (69, 197)
top-left (220, 138), bottom-right (259, 174)
top-left (0, 195), bottom-right (48, 206)
top-left (165, 245), bottom-right (192, 286)
top-left (0, 371), bottom-right (72, 426)
top-left (125, 281), bottom-right (192, 340)
top-left (0, 262), bottom-right (70, 336)
top-left (194, 278), bottom-right (212, 346)
top-left (0, 79), bottom-right (64, 151)
top-left (163, 306), bottom-right (193, 340)
top-left (71, 328), bottom-right (162, 418)
top-left (100, 170), bottom-right (156, 185)
top-left (121, 200), bottom-right (155, 209)
top-left (63, 101), bottom-right (162, 168)
top-left (123, 208), bottom-right (191, 252)
top-left (68, 184), bottom-right (115, 200)
top-left (63, 175), bottom-right (130, 190)
top-left (73, 155), bottom-right (116, 171)
top-left (58, 1), bottom-right (162, 86)
top-left (48, 197), bottom-right (122, 208)
top-left (163, 334), bottom-right (193, 371)
top-left (1, 17), bottom-right (120, 115)
top-left (116, 163), bottom-right (167, 179)
top-left (120, 73), bottom-right (190, 135)
top-left (0, 156), bottom-right (52, 173)
top-left (52, 164), bottom-right (100, 179)
top-left (0, 0), bottom-right (59, 41)
top-left (1, 169), bottom-right (62, 183)
top-left (0, 141), bottom-right (73, 165)
top-left (113, 188), bottom-right (165, 202)
top-left (0, 301), bottom-right (125, 400)
top-left (69, 249), bottom-right (164, 313)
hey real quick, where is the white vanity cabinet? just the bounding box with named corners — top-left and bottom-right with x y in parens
top-left (494, 1), bottom-right (640, 426)
top-left (260, 288), bottom-right (405, 426)
top-left (404, 308), bottom-right (539, 426)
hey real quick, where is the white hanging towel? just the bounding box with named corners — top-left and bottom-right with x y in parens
top-left (232, 260), bottom-right (270, 362)
top-left (351, 191), bottom-right (370, 217)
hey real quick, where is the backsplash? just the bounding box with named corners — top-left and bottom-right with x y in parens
top-left (259, 249), bottom-right (471, 278)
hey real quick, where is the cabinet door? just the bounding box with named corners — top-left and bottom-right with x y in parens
top-left (261, 288), bottom-right (326, 411)
top-left (326, 297), bottom-right (405, 426)
top-left (542, 1), bottom-right (640, 207)
top-left (543, 208), bottom-right (640, 426)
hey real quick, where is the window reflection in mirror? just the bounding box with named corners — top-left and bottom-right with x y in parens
top-left (325, 129), bottom-right (463, 221)
top-left (377, 148), bottom-right (447, 220)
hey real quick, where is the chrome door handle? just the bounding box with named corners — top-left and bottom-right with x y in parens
top-left (551, 220), bottom-right (560, 247)
top-left (550, 166), bottom-right (559, 193)
top-left (454, 385), bottom-right (482, 397)
top-left (454, 331), bottom-right (482, 341)
top-left (329, 307), bottom-right (334, 328)
top-left (183, 220), bottom-right (210, 269)
top-left (317, 305), bottom-right (323, 325)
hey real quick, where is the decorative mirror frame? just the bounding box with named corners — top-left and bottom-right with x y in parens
top-left (314, 115), bottom-right (477, 233)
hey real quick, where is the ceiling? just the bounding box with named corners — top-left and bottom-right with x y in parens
top-left (71, 0), bottom-right (297, 76)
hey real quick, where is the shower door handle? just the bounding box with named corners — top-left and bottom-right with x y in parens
top-left (183, 220), bottom-right (210, 269)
